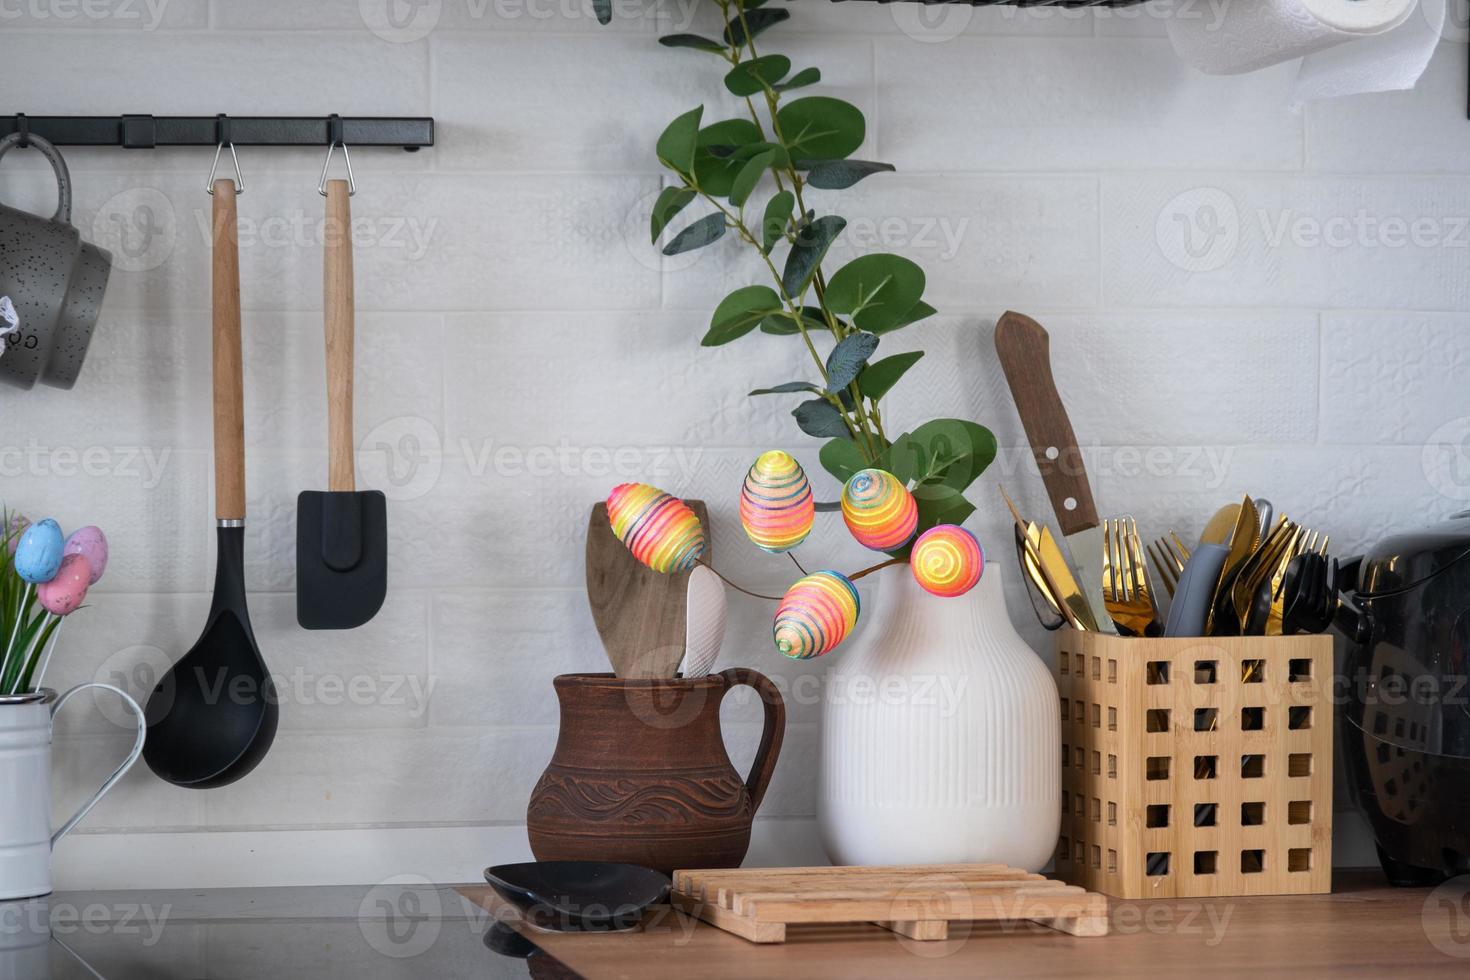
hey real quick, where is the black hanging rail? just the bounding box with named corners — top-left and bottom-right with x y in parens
top-left (0, 114), bottom-right (434, 151)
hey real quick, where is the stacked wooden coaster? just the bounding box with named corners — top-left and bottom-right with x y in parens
top-left (671, 863), bottom-right (1109, 944)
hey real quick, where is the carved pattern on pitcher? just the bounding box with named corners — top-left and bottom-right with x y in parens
top-left (529, 768), bottom-right (747, 826)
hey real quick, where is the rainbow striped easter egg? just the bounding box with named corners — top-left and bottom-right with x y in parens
top-left (841, 468), bottom-right (917, 552)
top-left (606, 483), bottom-right (706, 574)
top-left (739, 451), bottom-right (815, 553)
top-left (773, 570), bottom-right (861, 660)
top-left (910, 524), bottom-right (985, 597)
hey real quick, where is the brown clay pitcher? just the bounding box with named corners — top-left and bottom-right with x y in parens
top-left (527, 669), bottom-right (784, 874)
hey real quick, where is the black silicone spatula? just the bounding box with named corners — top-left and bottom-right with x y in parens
top-left (296, 179), bottom-right (387, 630)
top-left (144, 180), bottom-right (278, 789)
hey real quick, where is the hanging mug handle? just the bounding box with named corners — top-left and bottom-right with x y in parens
top-left (0, 132), bottom-right (73, 223)
top-left (49, 683), bottom-right (146, 846)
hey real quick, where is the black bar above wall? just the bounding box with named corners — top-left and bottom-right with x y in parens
top-left (0, 115), bottom-right (434, 150)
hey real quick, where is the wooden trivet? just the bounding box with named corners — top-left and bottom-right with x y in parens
top-left (670, 863), bottom-right (1109, 944)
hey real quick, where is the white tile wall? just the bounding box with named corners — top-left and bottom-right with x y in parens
top-left (3, 0), bottom-right (1466, 885)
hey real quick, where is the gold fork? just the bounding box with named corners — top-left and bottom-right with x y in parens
top-left (1232, 519), bottom-right (1298, 633)
top-left (1147, 532), bottom-right (1191, 598)
top-left (1103, 518), bottom-right (1158, 636)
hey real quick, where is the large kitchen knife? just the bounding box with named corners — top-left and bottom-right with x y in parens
top-left (994, 311), bottom-right (1117, 634)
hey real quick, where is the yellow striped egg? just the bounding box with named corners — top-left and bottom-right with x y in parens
top-left (739, 451), bottom-right (814, 553)
top-left (910, 525), bottom-right (984, 597)
top-left (606, 483), bottom-right (705, 574)
top-left (773, 570), bottom-right (861, 660)
top-left (841, 468), bottom-right (917, 551)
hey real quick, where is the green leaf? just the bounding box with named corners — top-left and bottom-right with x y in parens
top-left (656, 106), bottom-right (703, 174)
top-left (776, 67), bottom-right (821, 92)
top-left (724, 55), bottom-right (790, 96)
top-left (908, 418), bottom-right (997, 493)
top-left (593, 0), bottom-right (611, 24)
top-left (806, 159), bottom-right (895, 190)
top-left (825, 332), bottom-right (879, 392)
top-left (776, 96), bottom-right (865, 161)
top-left (793, 399), bottom-right (850, 439)
top-left (657, 33), bottom-right (724, 51)
top-left (910, 482), bottom-right (976, 541)
top-left (663, 213), bottom-right (726, 256)
top-left (724, 7), bottom-right (790, 47)
top-left (879, 432), bottom-right (926, 486)
top-left (702, 284), bottom-right (782, 346)
top-left (868, 299), bottom-right (937, 336)
top-left (733, 141), bottom-right (790, 167)
top-left (728, 149), bottom-right (774, 209)
top-left (692, 118), bottom-right (762, 196)
top-left (820, 437), bottom-right (866, 484)
top-left (858, 350), bottom-right (924, 402)
top-left (760, 190), bottom-right (794, 254)
top-left (759, 305), bottom-right (829, 335)
top-left (749, 381), bottom-right (820, 396)
top-left (824, 253), bottom-right (926, 333)
top-left (780, 215), bottom-right (846, 298)
top-left (650, 187), bottom-right (696, 244)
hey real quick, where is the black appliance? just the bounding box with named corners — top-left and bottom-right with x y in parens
top-left (1338, 510), bottom-right (1470, 885)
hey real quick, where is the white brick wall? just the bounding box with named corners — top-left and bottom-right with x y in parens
top-left (2, 0), bottom-right (1462, 886)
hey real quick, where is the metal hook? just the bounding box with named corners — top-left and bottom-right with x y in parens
top-left (205, 114), bottom-right (243, 194)
top-left (318, 114), bottom-right (355, 197)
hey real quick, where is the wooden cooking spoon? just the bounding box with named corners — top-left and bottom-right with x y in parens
top-left (585, 500), bottom-right (710, 678)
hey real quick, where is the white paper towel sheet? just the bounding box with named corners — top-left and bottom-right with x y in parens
top-left (1167, 0), bottom-right (1446, 106)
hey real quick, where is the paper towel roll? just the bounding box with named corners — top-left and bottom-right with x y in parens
top-left (1167, 0), bottom-right (1417, 75)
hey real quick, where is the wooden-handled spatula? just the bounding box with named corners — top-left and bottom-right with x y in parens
top-left (296, 179), bottom-right (387, 630)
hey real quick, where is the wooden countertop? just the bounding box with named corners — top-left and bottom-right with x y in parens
top-left (460, 870), bottom-right (1470, 978)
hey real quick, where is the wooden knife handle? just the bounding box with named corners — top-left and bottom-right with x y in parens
top-left (994, 311), bottom-right (1099, 536)
top-left (211, 180), bottom-right (245, 521)
top-left (324, 179), bottom-right (355, 493)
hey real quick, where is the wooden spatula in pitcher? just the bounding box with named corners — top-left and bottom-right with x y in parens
top-left (585, 500), bottom-right (711, 678)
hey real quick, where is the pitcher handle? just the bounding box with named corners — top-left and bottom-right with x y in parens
top-left (718, 668), bottom-right (785, 814)
top-left (49, 683), bottom-right (146, 846)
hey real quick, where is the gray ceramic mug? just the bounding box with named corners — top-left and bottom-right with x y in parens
top-left (0, 133), bottom-right (112, 390)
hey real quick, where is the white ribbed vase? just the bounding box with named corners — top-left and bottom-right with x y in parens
top-left (818, 561), bottom-right (1060, 869)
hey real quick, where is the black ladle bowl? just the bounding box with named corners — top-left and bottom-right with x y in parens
top-left (484, 862), bottom-right (670, 933)
top-left (143, 526), bottom-right (277, 788)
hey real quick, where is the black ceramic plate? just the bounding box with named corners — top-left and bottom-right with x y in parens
top-left (484, 861), bottom-right (670, 933)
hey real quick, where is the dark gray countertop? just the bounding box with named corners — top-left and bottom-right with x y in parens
top-left (2, 883), bottom-right (546, 979)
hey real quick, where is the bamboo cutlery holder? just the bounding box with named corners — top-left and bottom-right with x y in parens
top-left (1054, 629), bottom-right (1334, 899)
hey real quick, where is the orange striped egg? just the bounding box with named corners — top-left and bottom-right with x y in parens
top-left (910, 525), bottom-right (985, 597)
top-left (773, 571), bottom-right (861, 660)
top-left (841, 468), bottom-right (917, 551)
top-left (739, 451), bottom-right (814, 553)
top-left (606, 483), bottom-right (706, 574)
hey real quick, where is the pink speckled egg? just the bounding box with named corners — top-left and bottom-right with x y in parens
top-left (37, 553), bottom-right (91, 616)
top-left (63, 525), bottom-right (108, 584)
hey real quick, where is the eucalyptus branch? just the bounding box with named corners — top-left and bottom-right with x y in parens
top-left (624, 0), bottom-right (998, 549)
top-left (724, 0), bottom-right (885, 462)
top-left (684, 174), bottom-right (867, 443)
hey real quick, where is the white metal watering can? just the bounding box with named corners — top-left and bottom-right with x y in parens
top-left (0, 686), bottom-right (144, 901)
